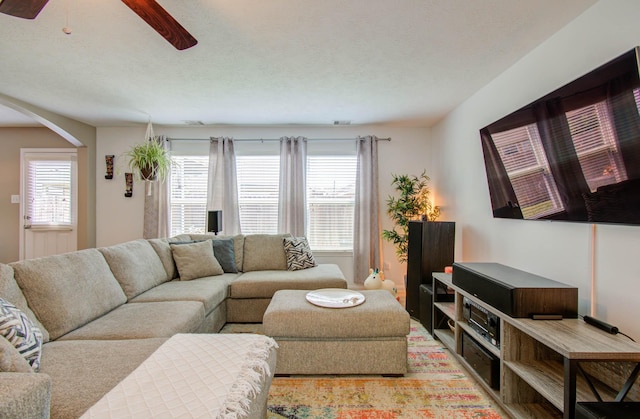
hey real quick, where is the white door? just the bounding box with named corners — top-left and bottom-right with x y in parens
top-left (20, 149), bottom-right (78, 260)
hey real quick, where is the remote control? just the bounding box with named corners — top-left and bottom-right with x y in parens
top-left (583, 315), bottom-right (619, 334)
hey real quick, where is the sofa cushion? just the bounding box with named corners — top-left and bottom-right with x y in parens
top-left (0, 372), bottom-right (51, 419)
top-left (212, 239), bottom-right (238, 273)
top-left (10, 249), bottom-right (127, 341)
top-left (0, 335), bottom-right (33, 373)
top-left (56, 301), bottom-right (205, 340)
top-left (283, 236), bottom-right (317, 270)
top-left (170, 241), bottom-right (224, 280)
top-left (188, 234), bottom-right (245, 272)
top-left (147, 238), bottom-right (178, 281)
top-left (41, 338), bottom-right (166, 419)
top-left (130, 274), bottom-right (236, 314)
top-left (0, 263), bottom-right (49, 343)
top-left (230, 264), bottom-right (347, 299)
top-left (99, 240), bottom-right (169, 300)
top-left (242, 234), bottom-right (290, 272)
top-left (0, 298), bottom-right (43, 371)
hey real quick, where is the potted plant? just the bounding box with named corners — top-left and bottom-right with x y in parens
top-left (125, 138), bottom-right (172, 182)
top-left (382, 171), bottom-right (440, 263)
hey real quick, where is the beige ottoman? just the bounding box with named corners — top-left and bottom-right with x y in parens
top-left (263, 289), bottom-right (410, 375)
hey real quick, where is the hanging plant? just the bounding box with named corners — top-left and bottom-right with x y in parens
top-left (381, 171), bottom-right (440, 263)
top-left (124, 121), bottom-right (172, 182)
top-left (125, 139), bottom-right (172, 182)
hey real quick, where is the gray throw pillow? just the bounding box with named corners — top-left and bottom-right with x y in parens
top-left (170, 241), bottom-right (224, 280)
top-left (212, 239), bottom-right (238, 273)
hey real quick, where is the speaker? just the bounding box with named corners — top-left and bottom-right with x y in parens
top-left (207, 210), bottom-right (222, 234)
top-left (452, 262), bottom-right (578, 318)
top-left (419, 284), bottom-right (433, 334)
top-left (406, 221), bottom-right (455, 318)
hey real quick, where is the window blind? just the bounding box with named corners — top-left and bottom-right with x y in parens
top-left (170, 156), bottom-right (209, 236)
top-left (25, 159), bottom-right (73, 226)
top-left (236, 155), bottom-right (280, 234)
top-left (306, 155), bottom-right (356, 250)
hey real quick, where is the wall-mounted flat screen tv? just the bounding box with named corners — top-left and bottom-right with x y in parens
top-left (480, 47), bottom-right (640, 225)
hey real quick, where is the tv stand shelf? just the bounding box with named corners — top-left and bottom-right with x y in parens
top-left (432, 272), bottom-right (640, 419)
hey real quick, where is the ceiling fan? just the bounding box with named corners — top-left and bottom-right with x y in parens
top-left (0, 0), bottom-right (198, 50)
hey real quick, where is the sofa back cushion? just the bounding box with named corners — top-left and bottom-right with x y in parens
top-left (10, 249), bottom-right (127, 341)
top-left (99, 240), bottom-right (168, 300)
top-left (0, 263), bottom-right (49, 343)
top-left (242, 234), bottom-right (290, 272)
top-left (147, 238), bottom-right (178, 280)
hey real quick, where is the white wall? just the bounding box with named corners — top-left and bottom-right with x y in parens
top-left (96, 125), bottom-right (432, 287)
top-left (431, 0), bottom-right (640, 339)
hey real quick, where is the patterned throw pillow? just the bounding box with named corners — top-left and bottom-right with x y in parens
top-left (283, 237), bottom-right (317, 271)
top-left (0, 297), bottom-right (44, 372)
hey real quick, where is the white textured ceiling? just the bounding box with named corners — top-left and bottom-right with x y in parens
top-left (0, 0), bottom-right (597, 127)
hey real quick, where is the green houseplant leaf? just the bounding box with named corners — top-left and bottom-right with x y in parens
top-left (381, 171), bottom-right (440, 263)
top-left (125, 138), bottom-right (172, 182)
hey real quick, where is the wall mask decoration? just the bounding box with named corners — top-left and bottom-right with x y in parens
top-left (105, 155), bottom-right (114, 179)
top-left (124, 172), bottom-right (133, 198)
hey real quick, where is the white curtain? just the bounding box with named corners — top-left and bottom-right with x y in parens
top-left (353, 136), bottom-right (381, 284)
top-left (207, 137), bottom-right (240, 235)
top-left (278, 136), bottom-right (307, 236)
top-left (143, 135), bottom-right (170, 239)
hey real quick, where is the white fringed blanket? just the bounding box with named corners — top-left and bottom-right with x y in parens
top-left (81, 333), bottom-right (277, 419)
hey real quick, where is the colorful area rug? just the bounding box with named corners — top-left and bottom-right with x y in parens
top-left (221, 321), bottom-right (503, 418)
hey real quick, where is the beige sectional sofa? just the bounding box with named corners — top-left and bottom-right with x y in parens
top-left (0, 233), bottom-right (347, 419)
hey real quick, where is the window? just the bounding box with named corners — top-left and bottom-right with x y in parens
top-left (236, 155), bottom-right (280, 234)
top-left (492, 125), bottom-right (564, 219)
top-left (170, 155), bottom-right (209, 236)
top-left (25, 158), bottom-right (74, 226)
top-left (168, 139), bottom-right (358, 251)
top-left (306, 155), bottom-right (356, 250)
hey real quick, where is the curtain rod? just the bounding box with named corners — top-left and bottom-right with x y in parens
top-left (168, 137), bottom-right (391, 142)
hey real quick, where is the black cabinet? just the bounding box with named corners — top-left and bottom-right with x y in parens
top-left (406, 221), bottom-right (455, 320)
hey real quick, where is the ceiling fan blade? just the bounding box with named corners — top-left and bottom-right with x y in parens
top-left (0, 0), bottom-right (49, 19)
top-left (121, 0), bottom-right (197, 50)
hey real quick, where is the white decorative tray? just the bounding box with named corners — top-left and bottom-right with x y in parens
top-left (305, 288), bottom-right (366, 308)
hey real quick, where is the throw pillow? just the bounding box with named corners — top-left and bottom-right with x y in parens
top-left (0, 297), bottom-right (44, 372)
top-left (283, 237), bottom-right (317, 271)
top-left (170, 240), bottom-right (224, 280)
top-left (211, 239), bottom-right (238, 273)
